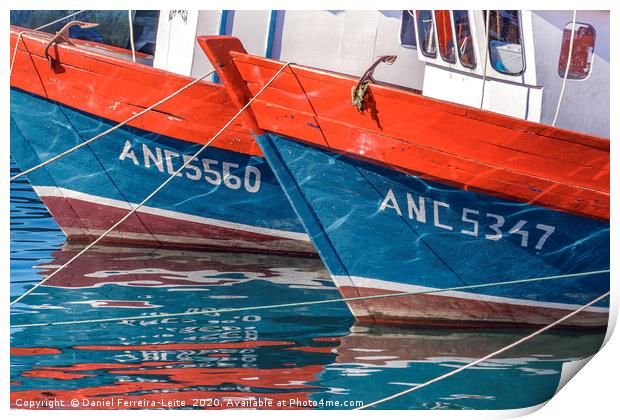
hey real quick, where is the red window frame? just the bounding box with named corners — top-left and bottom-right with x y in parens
top-left (558, 22), bottom-right (596, 80)
top-left (434, 10), bottom-right (456, 63)
top-left (452, 10), bottom-right (476, 69)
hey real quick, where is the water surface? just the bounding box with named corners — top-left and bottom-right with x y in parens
top-left (10, 159), bottom-right (605, 410)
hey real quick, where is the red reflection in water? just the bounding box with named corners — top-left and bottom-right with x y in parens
top-left (23, 371), bottom-right (95, 380)
top-left (11, 339), bottom-right (337, 410)
top-left (11, 347), bottom-right (62, 356)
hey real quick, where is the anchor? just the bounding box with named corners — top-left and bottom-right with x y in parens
top-left (44, 20), bottom-right (99, 69)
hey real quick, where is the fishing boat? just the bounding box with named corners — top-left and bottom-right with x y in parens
top-left (10, 11), bottom-right (311, 255)
top-left (200, 10), bottom-right (610, 327)
top-left (8, 10), bottom-right (466, 256)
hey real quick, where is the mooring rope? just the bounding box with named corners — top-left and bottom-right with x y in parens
top-left (10, 269), bottom-right (608, 328)
top-left (127, 10), bottom-right (136, 63)
top-left (10, 10), bottom-right (86, 76)
top-left (9, 62), bottom-right (292, 307)
top-left (10, 70), bottom-right (215, 182)
top-left (355, 290), bottom-right (610, 410)
top-left (480, 10), bottom-right (491, 109)
top-left (552, 10), bottom-right (577, 127)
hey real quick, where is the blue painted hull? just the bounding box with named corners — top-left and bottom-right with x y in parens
top-left (255, 133), bottom-right (610, 327)
top-left (10, 88), bottom-right (311, 254)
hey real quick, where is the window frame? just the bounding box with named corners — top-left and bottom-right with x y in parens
top-left (416, 10), bottom-right (437, 59)
top-left (485, 10), bottom-right (526, 76)
top-left (452, 10), bottom-right (477, 69)
top-left (434, 10), bottom-right (457, 64)
top-left (399, 10), bottom-right (418, 49)
top-left (557, 21), bottom-right (596, 81)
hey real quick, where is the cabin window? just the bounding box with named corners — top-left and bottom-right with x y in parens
top-left (485, 10), bottom-right (524, 75)
top-left (10, 10), bottom-right (160, 63)
top-left (416, 10), bottom-right (436, 58)
top-left (400, 11), bottom-right (417, 48)
top-left (453, 10), bottom-right (476, 69)
top-left (434, 10), bottom-right (456, 63)
top-left (558, 22), bottom-right (596, 80)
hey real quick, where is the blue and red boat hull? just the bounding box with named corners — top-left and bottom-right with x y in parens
top-left (255, 133), bottom-right (609, 328)
top-left (10, 88), bottom-right (311, 254)
top-left (10, 28), bottom-right (312, 255)
top-left (197, 36), bottom-right (610, 328)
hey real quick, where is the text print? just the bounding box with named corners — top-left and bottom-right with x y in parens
top-left (119, 140), bottom-right (261, 193)
top-left (379, 189), bottom-right (556, 250)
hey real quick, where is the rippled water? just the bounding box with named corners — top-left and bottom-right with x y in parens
top-left (10, 159), bottom-right (605, 410)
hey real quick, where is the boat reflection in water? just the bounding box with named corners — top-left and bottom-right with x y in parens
top-left (10, 244), bottom-right (604, 409)
top-left (325, 326), bottom-right (604, 410)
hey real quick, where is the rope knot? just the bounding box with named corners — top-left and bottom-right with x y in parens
top-left (350, 55), bottom-right (397, 112)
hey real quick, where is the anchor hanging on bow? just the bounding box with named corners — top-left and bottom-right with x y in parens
top-left (44, 20), bottom-right (99, 69)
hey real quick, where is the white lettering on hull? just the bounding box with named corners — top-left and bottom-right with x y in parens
top-left (379, 188), bottom-right (556, 250)
top-left (119, 140), bottom-right (261, 193)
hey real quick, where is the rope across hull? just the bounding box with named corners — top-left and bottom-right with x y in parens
top-left (10, 89), bottom-right (311, 255)
top-left (254, 133), bottom-right (609, 328)
top-left (197, 36), bottom-right (610, 328)
top-left (10, 27), bottom-right (313, 255)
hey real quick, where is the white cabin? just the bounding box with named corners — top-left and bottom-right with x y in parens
top-left (152, 10), bottom-right (426, 91)
top-left (11, 10), bottom-right (609, 137)
top-left (152, 10), bottom-right (609, 137)
top-left (408, 10), bottom-right (609, 137)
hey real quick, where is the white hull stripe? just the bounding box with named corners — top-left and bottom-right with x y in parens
top-left (33, 186), bottom-right (311, 242)
top-left (331, 275), bottom-right (609, 313)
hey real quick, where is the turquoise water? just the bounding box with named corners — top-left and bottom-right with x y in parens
top-left (10, 159), bottom-right (605, 410)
